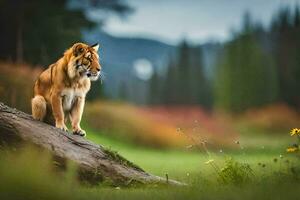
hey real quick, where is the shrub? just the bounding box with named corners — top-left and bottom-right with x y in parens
top-left (217, 158), bottom-right (253, 185)
top-left (0, 62), bottom-right (41, 113)
top-left (84, 101), bottom-right (189, 148)
top-left (240, 104), bottom-right (300, 132)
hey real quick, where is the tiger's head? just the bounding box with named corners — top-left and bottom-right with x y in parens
top-left (68, 42), bottom-right (101, 81)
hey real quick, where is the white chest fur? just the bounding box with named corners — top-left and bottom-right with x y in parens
top-left (61, 88), bottom-right (86, 111)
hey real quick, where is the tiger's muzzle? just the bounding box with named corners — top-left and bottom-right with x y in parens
top-left (86, 70), bottom-right (100, 81)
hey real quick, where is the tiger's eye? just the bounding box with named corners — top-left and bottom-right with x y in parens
top-left (83, 58), bottom-right (89, 65)
top-left (79, 48), bottom-right (84, 53)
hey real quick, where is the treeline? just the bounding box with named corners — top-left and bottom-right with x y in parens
top-left (148, 41), bottom-right (212, 108)
top-left (149, 7), bottom-right (300, 112)
top-left (216, 8), bottom-right (300, 112)
top-left (0, 0), bottom-right (130, 66)
top-left (215, 13), bottom-right (278, 112)
top-left (271, 7), bottom-right (300, 108)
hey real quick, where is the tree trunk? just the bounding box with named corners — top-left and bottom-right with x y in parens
top-left (0, 102), bottom-right (185, 186)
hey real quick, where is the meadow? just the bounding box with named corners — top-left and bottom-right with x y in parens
top-left (1, 1), bottom-right (300, 199)
top-left (1, 124), bottom-right (300, 200)
top-left (1, 63), bottom-right (300, 199)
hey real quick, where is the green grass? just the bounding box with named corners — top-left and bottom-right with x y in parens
top-left (237, 125), bottom-right (295, 151)
top-left (1, 128), bottom-right (300, 200)
top-left (86, 129), bottom-right (297, 181)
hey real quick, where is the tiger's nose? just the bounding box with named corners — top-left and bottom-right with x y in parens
top-left (87, 71), bottom-right (99, 77)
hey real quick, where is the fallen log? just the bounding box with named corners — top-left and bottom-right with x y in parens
top-left (0, 102), bottom-right (185, 186)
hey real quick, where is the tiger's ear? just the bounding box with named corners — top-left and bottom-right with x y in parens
top-left (91, 43), bottom-right (100, 52)
top-left (73, 43), bottom-right (85, 56)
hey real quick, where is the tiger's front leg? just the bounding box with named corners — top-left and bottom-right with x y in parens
top-left (51, 93), bottom-right (68, 131)
top-left (70, 96), bottom-right (86, 137)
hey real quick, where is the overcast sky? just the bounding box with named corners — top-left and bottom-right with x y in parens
top-left (101, 0), bottom-right (300, 45)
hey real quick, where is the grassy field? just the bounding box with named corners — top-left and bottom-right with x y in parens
top-left (86, 128), bottom-right (300, 200)
top-left (1, 128), bottom-right (300, 200)
top-left (86, 128), bottom-right (294, 179)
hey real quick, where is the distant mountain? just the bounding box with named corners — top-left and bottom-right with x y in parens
top-left (84, 30), bottom-right (175, 100)
top-left (83, 30), bottom-right (222, 103)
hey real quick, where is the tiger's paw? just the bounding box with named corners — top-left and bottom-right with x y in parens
top-left (73, 129), bottom-right (86, 137)
top-left (56, 123), bottom-right (68, 132)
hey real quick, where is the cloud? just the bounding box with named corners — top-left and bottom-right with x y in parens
top-left (101, 0), bottom-right (300, 44)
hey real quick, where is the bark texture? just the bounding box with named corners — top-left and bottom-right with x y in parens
top-left (0, 102), bottom-right (185, 186)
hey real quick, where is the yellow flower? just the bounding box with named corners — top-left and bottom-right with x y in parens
top-left (205, 159), bottom-right (214, 164)
top-left (286, 147), bottom-right (299, 153)
top-left (290, 128), bottom-right (300, 136)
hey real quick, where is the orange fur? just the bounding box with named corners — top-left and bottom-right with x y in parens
top-left (32, 42), bottom-right (101, 136)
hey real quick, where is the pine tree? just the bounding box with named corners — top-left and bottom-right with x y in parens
top-left (161, 41), bottom-right (211, 107)
top-left (272, 6), bottom-right (300, 108)
top-left (176, 40), bottom-right (191, 104)
top-left (162, 58), bottom-right (177, 104)
top-left (0, 0), bottom-right (131, 65)
top-left (294, 6), bottom-right (300, 27)
top-left (189, 47), bottom-right (212, 107)
top-left (215, 14), bottom-right (278, 112)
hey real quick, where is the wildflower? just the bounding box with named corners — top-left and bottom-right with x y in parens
top-left (205, 159), bottom-right (214, 164)
top-left (286, 146), bottom-right (298, 153)
top-left (290, 128), bottom-right (300, 136)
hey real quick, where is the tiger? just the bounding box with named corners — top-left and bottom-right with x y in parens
top-left (31, 42), bottom-right (101, 137)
